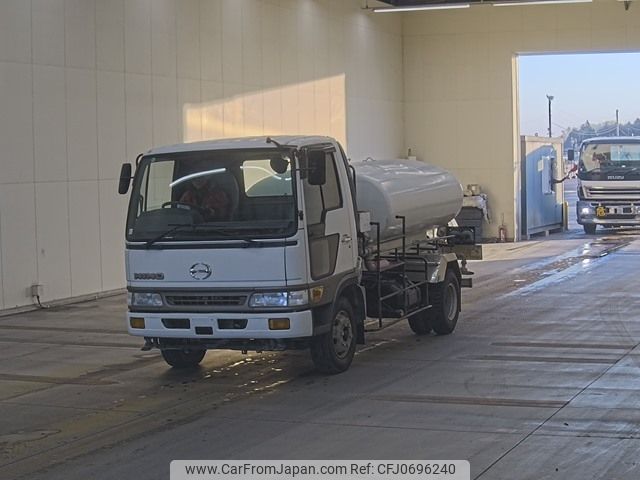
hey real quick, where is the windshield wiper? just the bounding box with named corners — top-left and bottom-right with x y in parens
top-left (145, 223), bottom-right (195, 248)
top-left (605, 166), bottom-right (640, 176)
top-left (144, 223), bottom-right (259, 248)
top-left (188, 225), bottom-right (259, 247)
top-left (587, 165), bottom-right (616, 174)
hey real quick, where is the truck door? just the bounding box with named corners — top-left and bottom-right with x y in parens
top-left (302, 146), bottom-right (358, 282)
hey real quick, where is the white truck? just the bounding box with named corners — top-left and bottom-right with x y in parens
top-left (118, 136), bottom-right (477, 373)
top-left (573, 137), bottom-right (640, 234)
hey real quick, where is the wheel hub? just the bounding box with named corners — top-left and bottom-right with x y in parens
top-left (332, 311), bottom-right (353, 359)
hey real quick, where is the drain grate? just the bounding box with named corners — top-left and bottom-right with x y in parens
top-left (465, 355), bottom-right (618, 365)
top-left (370, 394), bottom-right (567, 409)
top-left (0, 373), bottom-right (115, 386)
top-left (491, 341), bottom-right (634, 350)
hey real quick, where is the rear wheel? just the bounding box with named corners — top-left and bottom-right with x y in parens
top-left (583, 224), bottom-right (596, 235)
top-left (161, 348), bottom-right (206, 368)
top-left (310, 297), bottom-right (356, 374)
top-left (429, 270), bottom-right (460, 335)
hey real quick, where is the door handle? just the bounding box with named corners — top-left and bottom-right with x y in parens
top-left (341, 234), bottom-right (352, 244)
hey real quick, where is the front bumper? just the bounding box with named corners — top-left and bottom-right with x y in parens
top-left (577, 200), bottom-right (640, 226)
top-left (127, 310), bottom-right (314, 339)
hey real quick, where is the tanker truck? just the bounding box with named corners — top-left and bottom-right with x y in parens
top-left (118, 136), bottom-right (477, 373)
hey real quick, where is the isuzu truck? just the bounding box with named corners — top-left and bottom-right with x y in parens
top-left (574, 137), bottom-right (640, 234)
top-left (118, 136), bottom-right (476, 373)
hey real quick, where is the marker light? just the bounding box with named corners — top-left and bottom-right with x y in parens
top-left (130, 317), bottom-right (146, 329)
top-left (269, 318), bottom-right (291, 330)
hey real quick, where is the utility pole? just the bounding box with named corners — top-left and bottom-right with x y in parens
top-left (547, 94), bottom-right (554, 138)
top-left (616, 109), bottom-right (620, 136)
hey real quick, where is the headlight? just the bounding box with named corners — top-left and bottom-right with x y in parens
top-left (249, 290), bottom-right (308, 307)
top-left (130, 292), bottom-right (163, 307)
top-left (287, 290), bottom-right (308, 306)
top-left (581, 207), bottom-right (592, 215)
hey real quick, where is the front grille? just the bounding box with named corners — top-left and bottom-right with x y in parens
top-left (586, 187), bottom-right (640, 199)
top-left (165, 295), bottom-right (247, 307)
top-left (598, 214), bottom-right (635, 220)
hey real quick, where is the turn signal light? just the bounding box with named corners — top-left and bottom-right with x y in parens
top-left (130, 317), bottom-right (145, 329)
top-left (268, 318), bottom-right (290, 330)
top-left (310, 286), bottom-right (324, 304)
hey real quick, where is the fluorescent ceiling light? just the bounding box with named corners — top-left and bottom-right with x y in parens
top-left (373, 4), bottom-right (470, 13)
top-left (494, 0), bottom-right (591, 6)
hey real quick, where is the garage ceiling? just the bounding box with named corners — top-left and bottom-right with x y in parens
top-left (378, 0), bottom-right (590, 5)
top-left (379, 0), bottom-right (480, 4)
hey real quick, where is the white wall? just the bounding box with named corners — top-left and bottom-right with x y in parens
top-left (403, 0), bottom-right (640, 239)
top-left (0, 0), bottom-right (403, 310)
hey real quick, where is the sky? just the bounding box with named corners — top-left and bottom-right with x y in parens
top-left (519, 52), bottom-right (640, 137)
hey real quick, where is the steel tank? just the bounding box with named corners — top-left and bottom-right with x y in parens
top-left (352, 158), bottom-right (463, 245)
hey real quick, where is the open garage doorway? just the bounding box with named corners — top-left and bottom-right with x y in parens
top-left (518, 52), bottom-right (640, 237)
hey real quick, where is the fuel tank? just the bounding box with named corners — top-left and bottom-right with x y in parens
top-left (352, 158), bottom-right (463, 245)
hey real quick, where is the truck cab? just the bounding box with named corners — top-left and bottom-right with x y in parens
top-left (575, 137), bottom-right (640, 234)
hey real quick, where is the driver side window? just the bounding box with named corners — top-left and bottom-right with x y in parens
top-left (145, 160), bottom-right (175, 210)
top-left (303, 152), bottom-right (342, 227)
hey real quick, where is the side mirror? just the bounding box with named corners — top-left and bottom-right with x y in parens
top-left (308, 151), bottom-right (326, 186)
top-left (118, 163), bottom-right (132, 195)
top-left (567, 149), bottom-right (575, 161)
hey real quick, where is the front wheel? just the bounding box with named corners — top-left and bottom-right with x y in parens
top-left (161, 348), bottom-right (206, 369)
top-left (583, 224), bottom-right (596, 235)
top-left (310, 297), bottom-right (357, 374)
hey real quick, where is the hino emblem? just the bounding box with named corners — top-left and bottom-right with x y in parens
top-left (189, 263), bottom-right (212, 280)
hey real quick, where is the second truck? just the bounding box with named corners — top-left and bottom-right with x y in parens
top-left (574, 136), bottom-right (640, 234)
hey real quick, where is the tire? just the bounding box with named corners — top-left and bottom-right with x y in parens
top-left (583, 224), bottom-right (596, 235)
top-left (310, 297), bottom-right (357, 374)
top-left (408, 310), bottom-right (431, 335)
top-left (429, 269), bottom-right (460, 335)
top-left (161, 348), bottom-right (206, 368)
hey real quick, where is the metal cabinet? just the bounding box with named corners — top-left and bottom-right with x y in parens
top-left (520, 136), bottom-right (564, 239)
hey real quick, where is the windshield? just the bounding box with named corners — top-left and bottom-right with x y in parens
top-left (580, 142), bottom-right (640, 173)
top-left (126, 149), bottom-right (297, 242)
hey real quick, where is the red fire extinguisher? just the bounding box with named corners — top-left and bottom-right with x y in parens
top-left (498, 214), bottom-right (507, 243)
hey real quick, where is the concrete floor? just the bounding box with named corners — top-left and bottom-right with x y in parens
top-left (2, 220), bottom-right (640, 479)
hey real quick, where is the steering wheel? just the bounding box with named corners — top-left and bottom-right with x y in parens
top-left (161, 201), bottom-right (207, 215)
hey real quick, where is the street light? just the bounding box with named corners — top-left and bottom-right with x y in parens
top-left (547, 94), bottom-right (554, 138)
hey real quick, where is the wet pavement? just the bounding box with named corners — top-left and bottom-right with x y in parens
top-left (2, 224), bottom-right (640, 479)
